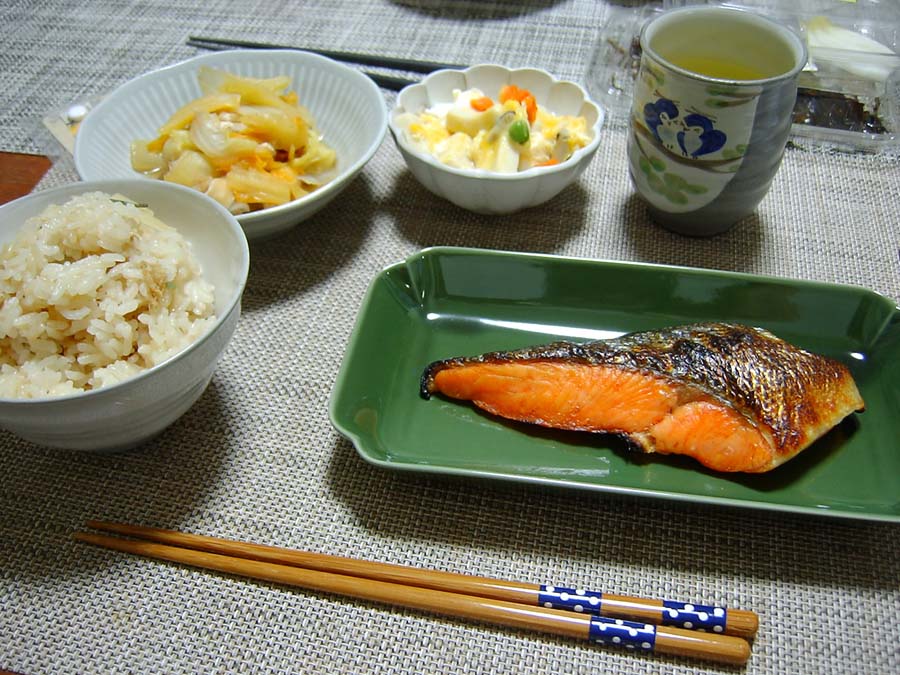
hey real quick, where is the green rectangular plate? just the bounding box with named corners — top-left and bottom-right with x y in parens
top-left (329, 247), bottom-right (900, 522)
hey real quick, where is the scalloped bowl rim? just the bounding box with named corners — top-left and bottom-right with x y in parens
top-left (74, 49), bottom-right (388, 228)
top-left (388, 64), bottom-right (604, 181)
top-left (0, 179), bottom-right (249, 405)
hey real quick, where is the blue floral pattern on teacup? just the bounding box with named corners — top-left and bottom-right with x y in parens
top-left (630, 75), bottom-right (759, 213)
top-left (643, 98), bottom-right (726, 158)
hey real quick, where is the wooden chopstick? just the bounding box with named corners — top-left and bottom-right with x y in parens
top-left (75, 521), bottom-right (753, 664)
top-left (83, 520), bottom-right (756, 638)
top-left (185, 37), bottom-right (418, 91)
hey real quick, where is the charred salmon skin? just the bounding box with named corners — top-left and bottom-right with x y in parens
top-left (420, 323), bottom-right (865, 473)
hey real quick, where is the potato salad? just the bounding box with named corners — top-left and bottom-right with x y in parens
top-left (396, 85), bottom-right (591, 173)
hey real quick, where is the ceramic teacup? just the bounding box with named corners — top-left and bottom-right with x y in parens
top-left (627, 5), bottom-right (807, 236)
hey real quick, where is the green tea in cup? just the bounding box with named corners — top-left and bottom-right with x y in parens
top-left (627, 6), bottom-right (807, 236)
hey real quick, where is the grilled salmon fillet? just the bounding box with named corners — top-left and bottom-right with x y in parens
top-left (420, 323), bottom-right (865, 473)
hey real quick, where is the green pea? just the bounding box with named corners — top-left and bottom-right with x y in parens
top-left (508, 119), bottom-right (530, 145)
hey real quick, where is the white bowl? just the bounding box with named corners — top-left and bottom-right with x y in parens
top-left (74, 50), bottom-right (387, 240)
top-left (0, 180), bottom-right (249, 451)
top-left (389, 65), bottom-right (604, 214)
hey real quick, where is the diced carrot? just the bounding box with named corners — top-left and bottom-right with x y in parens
top-left (535, 158), bottom-right (560, 167)
top-left (498, 85), bottom-right (537, 123)
top-left (498, 84), bottom-right (521, 103)
top-left (470, 96), bottom-right (494, 111)
top-left (522, 94), bottom-right (537, 124)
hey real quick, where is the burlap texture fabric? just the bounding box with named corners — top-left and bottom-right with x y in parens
top-left (1, 2), bottom-right (898, 674)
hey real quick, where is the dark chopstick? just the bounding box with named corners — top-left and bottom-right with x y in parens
top-left (187, 35), bottom-right (466, 73)
top-left (187, 38), bottom-right (417, 90)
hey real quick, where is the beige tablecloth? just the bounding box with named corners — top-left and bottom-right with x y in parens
top-left (1, 2), bottom-right (899, 674)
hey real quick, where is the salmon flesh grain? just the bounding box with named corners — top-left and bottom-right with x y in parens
top-left (420, 323), bottom-right (865, 473)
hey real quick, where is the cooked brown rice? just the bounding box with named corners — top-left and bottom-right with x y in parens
top-left (0, 192), bottom-right (216, 399)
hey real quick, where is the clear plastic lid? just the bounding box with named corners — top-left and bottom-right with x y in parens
top-left (587, 0), bottom-right (900, 152)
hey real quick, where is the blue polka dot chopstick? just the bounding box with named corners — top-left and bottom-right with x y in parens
top-left (75, 521), bottom-right (754, 665)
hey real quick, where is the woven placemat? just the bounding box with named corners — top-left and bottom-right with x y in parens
top-left (1, 2), bottom-right (898, 674)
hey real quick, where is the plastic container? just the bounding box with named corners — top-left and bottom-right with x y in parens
top-left (587, 0), bottom-right (900, 152)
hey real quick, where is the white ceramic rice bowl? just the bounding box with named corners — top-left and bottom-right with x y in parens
top-left (389, 65), bottom-right (604, 214)
top-left (0, 180), bottom-right (249, 451)
top-left (75, 50), bottom-right (387, 240)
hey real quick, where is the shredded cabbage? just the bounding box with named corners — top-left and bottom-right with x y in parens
top-left (131, 67), bottom-right (336, 213)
